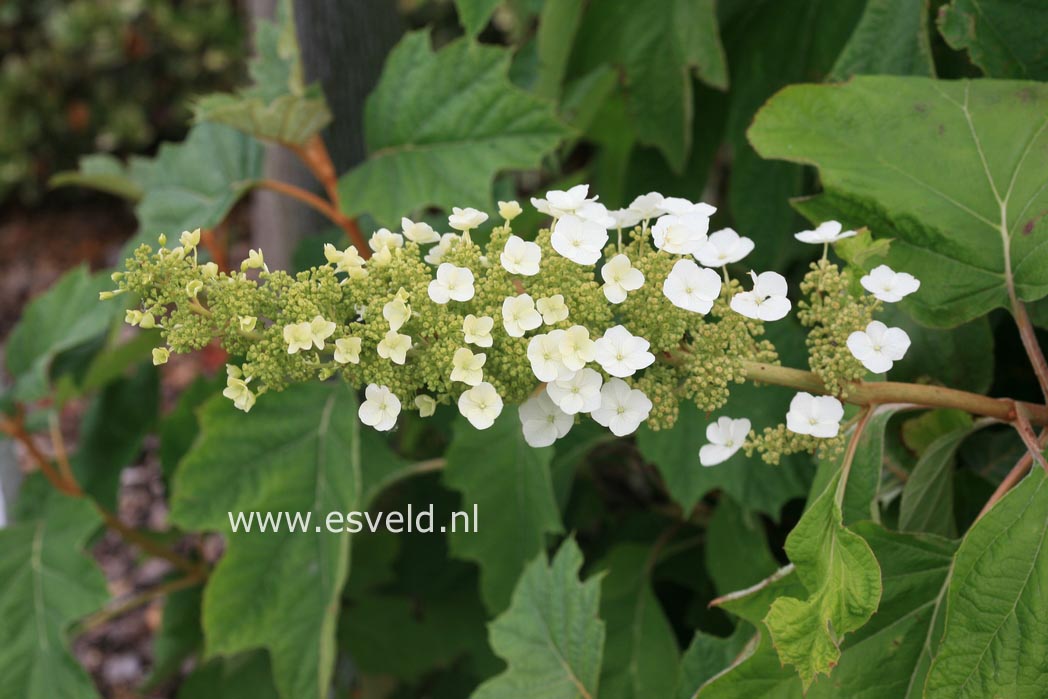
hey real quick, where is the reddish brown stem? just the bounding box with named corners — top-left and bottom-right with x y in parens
top-left (255, 178), bottom-right (369, 258)
top-left (289, 135), bottom-right (369, 256)
top-left (977, 429), bottom-right (1048, 521)
top-left (1012, 299), bottom-right (1048, 402)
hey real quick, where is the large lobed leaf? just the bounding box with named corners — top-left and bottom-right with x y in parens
top-left (170, 381), bottom-right (405, 699)
top-left (472, 538), bottom-right (605, 699)
top-left (337, 32), bottom-right (570, 225)
top-left (750, 76), bottom-right (1048, 327)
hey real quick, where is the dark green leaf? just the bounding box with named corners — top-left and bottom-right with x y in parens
top-left (879, 306), bottom-right (995, 393)
top-left (937, 0), bottom-right (1048, 80)
top-left (675, 625), bottom-right (752, 699)
top-left (177, 653), bottom-right (279, 699)
top-left (455, 0), bottom-right (500, 35)
top-left (830, 0), bottom-right (935, 80)
top-left (147, 584), bottom-right (204, 688)
top-left (705, 495), bottom-right (779, 595)
top-left (899, 424), bottom-right (976, 537)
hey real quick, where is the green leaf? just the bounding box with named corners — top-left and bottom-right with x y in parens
top-left (4, 266), bottom-right (122, 401)
top-left (675, 626), bottom-right (752, 699)
top-left (899, 421), bottom-right (977, 537)
top-left (570, 0), bottom-right (727, 171)
top-left (148, 584), bottom-right (204, 688)
top-left (705, 495), bottom-right (779, 595)
top-left (937, 0), bottom-right (1048, 80)
top-left (749, 76), bottom-right (1048, 327)
top-left (131, 123), bottom-right (263, 254)
top-left (177, 653), bottom-right (280, 699)
top-left (925, 468), bottom-right (1048, 699)
top-left (71, 363), bottom-right (159, 509)
top-left (596, 545), bottom-right (679, 699)
top-left (763, 473), bottom-right (882, 688)
top-left (455, 0), bottom-right (500, 35)
top-left (472, 538), bottom-right (605, 699)
top-left (533, 0), bottom-right (586, 101)
top-left (0, 489), bottom-right (107, 699)
top-left (49, 153), bottom-right (153, 201)
top-left (829, 0), bottom-right (935, 80)
top-left (159, 375), bottom-right (222, 481)
top-left (171, 382), bottom-right (398, 699)
top-left (337, 33), bottom-right (569, 226)
top-left (442, 412), bottom-right (562, 613)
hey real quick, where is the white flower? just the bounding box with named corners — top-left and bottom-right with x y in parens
top-left (518, 390), bottom-right (573, 447)
top-left (693, 228), bottom-right (754, 267)
top-left (545, 184), bottom-right (593, 216)
top-left (369, 228), bottom-right (404, 252)
top-left (424, 233), bottom-right (459, 265)
top-left (594, 325), bottom-right (655, 378)
top-left (500, 235), bottom-right (542, 276)
top-left (547, 367), bottom-right (603, 415)
top-left (846, 320), bottom-right (911, 373)
top-left (730, 271), bottom-right (791, 321)
top-left (551, 215), bottom-right (608, 265)
top-left (610, 208), bottom-right (642, 229)
top-left (428, 263), bottom-right (475, 303)
top-left (658, 197), bottom-right (717, 217)
top-left (377, 330), bottom-right (412, 365)
top-left (663, 259), bottom-right (722, 314)
top-left (179, 228), bottom-right (201, 250)
top-left (794, 220), bottom-right (856, 244)
top-left (652, 212), bottom-right (710, 255)
top-left (575, 201), bottom-right (615, 229)
top-left (601, 254), bottom-right (645, 303)
top-left (786, 392), bottom-right (844, 438)
top-left (699, 417), bottom-right (751, 466)
top-left (502, 294), bottom-right (543, 337)
top-left (334, 337), bottom-right (362, 364)
top-left (359, 384), bottom-right (401, 431)
top-left (527, 333), bottom-right (571, 382)
top-left (202, 262), bottom-right (219, 278)
top-left (138, 312), bottom-right (157, 329)
top-left (860, 265), bottom-right (921, 303)
top-left (324, 244), bottom-right (368, 279)
top-left (462, 314), bottom-right (494, 347)
top-left (450, 347), bottom-right (486, 386)
top-left (415, 395), bottom-right (437, 417)
top-left (499, 200), bottom-right (523, 221)
top-left (628, 192), bottom-right (665, 221)
top-left (242, 249), bottom-right (267, 272)
top-left (125, 309), bottom-right (143, 326)
top-left (536, 295), bottom-right (570, 325)
top-left (448, 207), bottom-right (488, 232)
top-left (383, 297), bottom-right (411, 331)
top-left (401, 217), bottom-right (440, 244)
top-left (223, 375), bottom-right (256, 413)
top-left (152, 347), bottom-right (169, 366)
top-left (239, 316), bottom-right (257, 332)
top-left (284, 315), bottom-right (335, 353)
top-left (458, 382), bottom-right (503, 429)
top-left (591, 379), bottom-right (652, 436)
top-left (531, 197), bottom-right (554, 216)
top-left (555, 325), bottom-right (594, 372)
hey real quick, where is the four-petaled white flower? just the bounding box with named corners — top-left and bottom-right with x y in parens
top-left (530, 196), bottom-right (554, 216)
top-left (544, 184), bottom-right (594, 217)
top-left (152, 347), bottom-right (169, 366)
top-left (383, 297), bottom-right (411, 331)
top-left (401, 217), bottom-right (440, 244)
top-left (652, 212), bottom-right (710, 255)
top-left (415, 395), bottom-right (437, 417)
top-left (693, 228), bottom-right (755, 267)
top-left (428, 263), bottom-right (475, 303)
top-left (594, 325), bottom-right (655, 378)
top-left (658, 197), bottom-right (716, 217)
top-left (558, 325), bottom-right (596, 372)
top-left (498, 200), bottom-right (523, 221)
top-left (518, 390), bottom-right (573, 447)
top-left (324, 244), bottom-right (368, 279)
top-left (527, 333), bottom-right (571, 382)
top-left (537, 295), bottom-right (569, 325)
top-left (575, 201), bottom-right (615, 229)
top-left (628, 192), bottom-right (665, 221)
top-left (610, 208), bottom-right (642, 229)
top-left (699, 417), bottom-right (751, 467)
top-left (591, 379), bottom-right (652, 436)
top-left (547, 367), bottom-right (603, 415)
top-left (377, 330), bottom-right (412, 365)
top-left (846, 320), bottom-right (911, 373)
top-left (180, 228), bottom-right (201, 250)
top-left (458, 382), bottom-right (504, 429)
top-left (242, 249), bottom-right (267, 272)
top-left (424, 233), bottom-right (459, 265)
top-left (463, 314), bottom-right (494, 347)
top-left (786, 392), bottom-right (844, 438)
top-left (369, 228), bottom-right (404, 253)
top-left (239, 316), bottom-right (257, 332)
top-left (500, 235), bottom-right (542, 276)
top-left (794, 220), bottom-right (856, 244)
top-left (502, 294), bottom-right (543, 337)
top-left (359, 384), bottom-right (401, 431)
top-left (551, 214), bottom-right (608, 265)
top-left (601, 254), bottom-right (645, 303)
top-left (451, 347), bottom-right (486, 386)
top-left (730, 271), bottom-right (791, 321)
top-left (284, 315), bottom-right (336, 354)
top-left (860, 265), bottom-right (920, 303)
top-left (448, 207), bottom-right (488, 232)
top-left (334, 337), bottom-right (362, 364)
top-left (663, 259), bottom-right (722, 314)
top-left (223, 374), bottom-right (256, 413)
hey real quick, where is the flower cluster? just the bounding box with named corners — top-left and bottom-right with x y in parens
top-left (107, 188), bottom-right (920, 471)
